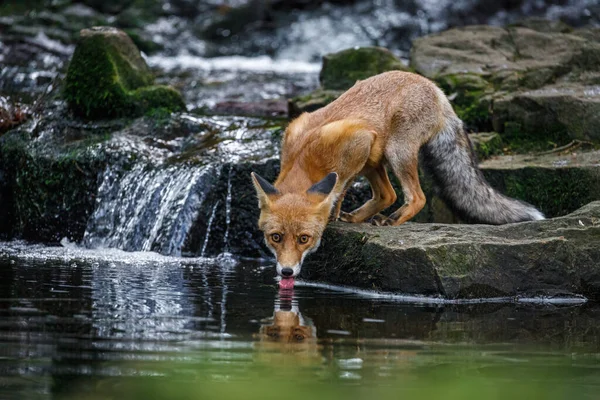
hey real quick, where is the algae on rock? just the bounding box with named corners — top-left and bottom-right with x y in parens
top-left (289, 47), bottom-right (408, 117)
top-left (319, 47), bottom-right (409, 91)
top-left (64, 26), bottom-right (185, 119)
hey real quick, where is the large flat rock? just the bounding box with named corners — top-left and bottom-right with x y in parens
top-left (302, 202), bottom-right (600, 300)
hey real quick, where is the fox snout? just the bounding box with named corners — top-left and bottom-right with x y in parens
top-left (276, 262), bottom-right (302, 278)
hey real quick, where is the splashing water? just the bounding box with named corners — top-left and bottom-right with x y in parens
top-left (84, 164), bottom-right (218, 256)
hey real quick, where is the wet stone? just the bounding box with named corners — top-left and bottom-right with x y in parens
top-left (302, 201), bottom-right (600, 300)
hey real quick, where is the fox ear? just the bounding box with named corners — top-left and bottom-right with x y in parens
top-left (251, 172), bottom-right (279, 209)
top-left (307, 172), bottom-right (338, 197)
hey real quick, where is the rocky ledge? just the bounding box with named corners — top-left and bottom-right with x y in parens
top-left (302, 201), bottom-right (600, 301)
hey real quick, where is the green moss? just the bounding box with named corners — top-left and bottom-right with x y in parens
top-left (469, 132), bottom-right (504, 159)
top-left (64, 27), bottom-right (184, 119)
top-left (483, 167), bottom-right (600, 217)
top-left (134, 86), bottom-right (186, 113)
top-left (437, 74), bottom-right (493, 130)
top-left (288, 88), bottom-right (342, 117)
top-left (0, 134), bottom-right (106, 242)
top-left (320, 47), bottom-right (409, 91)
top-left (500, 121), bottom-right (572, 153)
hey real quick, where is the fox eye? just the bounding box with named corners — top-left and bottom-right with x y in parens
top-left (271, 233), bottom-right (282, 243)
top-left (298, 235), bottom-right (310, 244)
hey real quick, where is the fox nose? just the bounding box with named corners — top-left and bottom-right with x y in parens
top-left (281, 268), bottom-right (294, 277)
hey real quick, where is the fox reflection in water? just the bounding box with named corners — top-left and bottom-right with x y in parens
top-left (254, 289), bottom-right (321, 364)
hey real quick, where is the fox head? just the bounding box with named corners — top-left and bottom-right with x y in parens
top-left (251, 172), bottom-right (338, 279)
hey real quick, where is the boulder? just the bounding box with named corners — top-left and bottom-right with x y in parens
top-left (64, 27), bottom-right (185, 119)
top-left (302, 201), bottom-right (600, 300)
top-left (411, 23), bottom-right (600, 143)
top-left (288, 88), bottom-right (342, 118)
top-left (319, 47), bottom-right (409, 91)
top-left (289, 47), bottom-right (408, 117)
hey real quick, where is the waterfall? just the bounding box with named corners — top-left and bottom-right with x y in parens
top-left (222, 165), bottom-right (233, 253)
top-left (200, 201), bottom-right (220, 258)
top-left (84, 163), bottom-right (219, 256)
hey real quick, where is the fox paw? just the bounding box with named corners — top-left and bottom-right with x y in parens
top-left (338, 211), bottom-right (353, 223)
top-left (368, 214), bottom-right (388, 226)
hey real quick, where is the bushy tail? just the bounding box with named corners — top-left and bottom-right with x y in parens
top-left (421, 116), bottom-right (544, 224)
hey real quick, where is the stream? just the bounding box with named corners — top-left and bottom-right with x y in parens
top-left (0, 242), bottom-right (599, 399)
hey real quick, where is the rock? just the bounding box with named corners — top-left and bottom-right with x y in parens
top-left (0, 100), bottom-right (283, 256)
top-left (64, 27), bottom-right (185, 119)
top-left (469, 132), bottom-right (503, 159)
top-left (410, 23), bottom-right (600, 143)
top-left (481, 150), bottom-right (600, 218)
top-left (0, 127), bottom-right (105, 242)
top-left (289, 47), bottom-right (408, 117)
top-left (302, 201), bottom-right (600, 300)
top-left (288, 88), bottom-right (342, 118)
top-left (492, 85), bottom-right (600, 142)
top-left (319, 47), bottom-right (409, 91)
top-left (213, 99), bottom-right (288, 118)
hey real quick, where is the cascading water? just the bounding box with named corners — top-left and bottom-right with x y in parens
top-left (200, 201), bottom-right (220, 258)
top-left (223, 165), bottom-right (233, 254)
top-left (84, 163), bottom-right (219, 256)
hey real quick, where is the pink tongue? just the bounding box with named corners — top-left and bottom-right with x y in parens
top-left (278, 278), bottom-right (295, 290)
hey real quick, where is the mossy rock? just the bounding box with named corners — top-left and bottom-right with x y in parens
top-left (65, 26), bottom-right (185, 119)
top-left (469, 132), bottom-right (503, 160)
top-left (288, 88), bottom-right (342, 118)
top-left (492, 88), bottom-right (600, 143)
top-left (411, 23), bottom-right (600, 145)
top-left (481, 151), bottom-right (600, 218)
top-left (0, 131), bottom-right (105, 242)
top-left (436, 73), bottom-right (493, 130)
top-left (303, 202), bottom-right (600, 299)
top-left (320, 47), bottom-right (409, 91)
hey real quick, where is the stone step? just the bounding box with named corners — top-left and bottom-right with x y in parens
top-left (302, 201), bottom-right (600, 300)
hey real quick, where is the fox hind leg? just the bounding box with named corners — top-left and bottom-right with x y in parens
top-left (383, 142), bottom-right (426, 226)
top-left (339, 164), bottom-right (397, 223)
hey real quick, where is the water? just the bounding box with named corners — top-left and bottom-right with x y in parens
top-left (83, 164), bottom-right (219, 256)
top-left (0, 242), bottom-right (598, 399)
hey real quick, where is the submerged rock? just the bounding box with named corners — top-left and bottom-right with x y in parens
top-left (289, 47), bottom-right (407, 117)
top-left (64, 27), bottom-right (185, 119)
top-left (411, 23), bottom-right (600, 144)
top-left (302, 201), bottom-right (600, 300)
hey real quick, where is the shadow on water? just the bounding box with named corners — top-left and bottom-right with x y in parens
top-left (0, 242), bottom-right (599, 399)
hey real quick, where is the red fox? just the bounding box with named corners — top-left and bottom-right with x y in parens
top-left (252, 71), bottom-right (544, 288)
